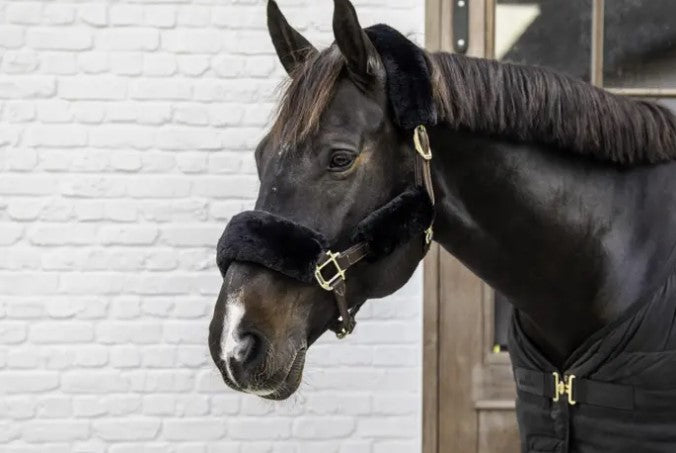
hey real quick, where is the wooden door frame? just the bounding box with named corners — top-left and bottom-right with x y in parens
top-left (423, 2), bottom-right (517, 452)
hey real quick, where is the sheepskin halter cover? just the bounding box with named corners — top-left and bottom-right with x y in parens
top-left (216, 25), bottom-right (436, 338)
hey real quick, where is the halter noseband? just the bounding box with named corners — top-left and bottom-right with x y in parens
top-left (217, 125), bottom-right (435, 339)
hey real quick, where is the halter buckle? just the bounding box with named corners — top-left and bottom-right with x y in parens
top-left (425, 226), bottom-right (434, 245)
top-left (414, 125), bottom-right (433, 161)
top-left (314, 251), bottom-right (346, 291)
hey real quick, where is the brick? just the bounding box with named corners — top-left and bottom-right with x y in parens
top-left (27, 28), bottom-right (92, 50)
top-left (163, 321), bottom-right (207, 344)
top-left (62, 371), bottom-right (130, 394)
top-left (110, 52), bottom-right (144, 76)
top-left (59, 76), bottom-right (125, 100)
top-left (30, 322), bottom-right (94, 344)
top-left (43, 5), bottom-right (76, 25)
top-left (2, 50), bottom-right (39, 74)
top-left (144, 6), bottom-right (176, 28)
top-left (78, 52), bottom-right (108, 74)
top-left (40, 52), bottom-right (77, 75)
top-left (126, 370), bottom-right (194, 393)
top-left (0, 322), bottom-right (27, 344)
top-left (161, 225), bottom-right (220, 247)
top-left (110, 345), bottom-right (141, 368)
top-left (163, 30), bottom-right (221, 53)
top-left (97, 29), bottom-right (159, 51)
top-left (109, 5), bottom-right (144, 26)
top-left (143, 53), bottom-right (177, 76)
top-left (229, 418), bottom-right (291, 440)
top-left (130, 79), bottom-right (191, 100)
top-left (177, 55), bottom-right (210, 76)
top-left (22, 421), bottom-right (89, 442)
top-left (6, 3), bottom-right (43, 25)
top-left (79, 4), bottom-right (108, 27)
top-left (37, 396), bottom-right (72, 418)
top-left (4, 101), bottom-right (36, 123)
top-left (0, 26), bottom-right (24, 48)
top-left (0, 224), bottom-right (24, 246)
top-left (96, 322), bottom-right (162, 344)
top-left (127, 177), bottom-right (190, 199)
top-left (99, 226), bottom-right (158, 246)
top-left (163, 419), bottom-right (226, 441)
top-left (0, 372), bottom-right (59, 393)
top-left (0, 76), bottom-right (55, 99)
top-left (0, 273), bottom-right (59, 295)
top-left (93, 419), bottom-right (160, 441)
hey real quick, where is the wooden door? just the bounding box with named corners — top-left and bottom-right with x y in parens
top-left (423, 1), bottom-right (676, 452)
top-left (424, 1), bottom-right (520, 452)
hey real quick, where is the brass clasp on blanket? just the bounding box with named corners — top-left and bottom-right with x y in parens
top-left (553, 372), bottom-right (577, 405)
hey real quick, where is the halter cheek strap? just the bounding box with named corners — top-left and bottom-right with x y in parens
top-left (314, 125), bottom-right (435, 338)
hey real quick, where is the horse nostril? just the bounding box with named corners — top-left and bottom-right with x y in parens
top-left (232, 331), bottom-right (262, 368)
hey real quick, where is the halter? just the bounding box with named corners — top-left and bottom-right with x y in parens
top-left (217, 125), bottom-right (435, 339)
top-left (217, 23), bottom-right (438, 338)
top-left (312, 125), bottom-right (435, 337)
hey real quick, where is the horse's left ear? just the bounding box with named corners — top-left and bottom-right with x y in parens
top-left (332, 0), bottom-right (382, 88)
top-left (267, 0), bottom-right (317, 75)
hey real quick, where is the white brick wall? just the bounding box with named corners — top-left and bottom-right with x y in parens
top-left (0, 0), bottom-right (424, 451)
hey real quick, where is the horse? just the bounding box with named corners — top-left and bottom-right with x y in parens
top-left (209, 0), bottom-right (676, 451)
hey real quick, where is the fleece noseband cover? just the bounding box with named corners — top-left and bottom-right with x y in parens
top-left (216, 186), bottom-right (434, 282)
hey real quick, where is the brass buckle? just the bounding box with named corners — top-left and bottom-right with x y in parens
top-left (425, 226), bottom-right (433, 245)
top-left (414, 125), bottom-right (433, 161)
top-left (314, 251), bottom-right (346, 291)
top-left (552, 372), bottom-right (577, 405)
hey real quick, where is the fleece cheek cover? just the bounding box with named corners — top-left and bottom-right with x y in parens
top-left (351, 186), bottom-right (434, 259)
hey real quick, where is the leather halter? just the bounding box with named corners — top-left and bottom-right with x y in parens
top-left (315, 125), bottom-right (436, 338)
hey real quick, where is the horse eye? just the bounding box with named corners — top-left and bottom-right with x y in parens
top-left (328, 150), bottom-right (356, 171)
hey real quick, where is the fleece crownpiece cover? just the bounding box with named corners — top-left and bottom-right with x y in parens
top-left (365, 24), bottom-right (438, 130)
top-left (217, 186), bottom-right (434, 283)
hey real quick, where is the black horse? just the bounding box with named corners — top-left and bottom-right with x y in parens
top-left (210, 0), bottom-right (676, 451)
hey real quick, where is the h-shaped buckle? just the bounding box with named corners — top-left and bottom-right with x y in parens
top-left (552, 372), bottom-right (577, 405)
top-left (314, 251), bottom-right (346, 291)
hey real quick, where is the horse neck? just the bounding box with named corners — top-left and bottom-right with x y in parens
top-left (428, 125), bottom-right (676, 365)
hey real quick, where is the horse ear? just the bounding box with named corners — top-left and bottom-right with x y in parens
top-left (267, 0), bottom-right (317, 74)
top-left (332, 0), bottom-right (381, 88)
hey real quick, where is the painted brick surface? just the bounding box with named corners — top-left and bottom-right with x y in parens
top-left (0, 0), bottom-right (424, 451)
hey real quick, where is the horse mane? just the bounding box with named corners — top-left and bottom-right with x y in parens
top-left (429, 52), bottom-right (676, 165)
top-left (270, 41), bottom-right (676, 165)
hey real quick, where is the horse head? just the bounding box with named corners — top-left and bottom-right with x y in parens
top-left (209, 0), bottom-right (430, 399)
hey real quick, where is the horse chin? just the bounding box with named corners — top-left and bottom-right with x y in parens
top-left (259, 348), bottom-right (306, 401)
top-left (216, 347), bottom-right (307, 401)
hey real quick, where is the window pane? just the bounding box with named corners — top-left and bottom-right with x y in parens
top-left (604, 0), bottom-right (676, 88)
top-left (495, 0), bottom-right (592, 81)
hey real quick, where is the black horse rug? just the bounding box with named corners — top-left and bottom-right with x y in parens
top-left (511, 275), bottom-right (676, 452)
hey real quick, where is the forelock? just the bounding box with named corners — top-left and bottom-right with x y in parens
top-left (271, 46), bottom-right (345, 148)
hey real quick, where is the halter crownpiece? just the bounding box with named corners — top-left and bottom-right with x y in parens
top-left (217, 126), bottom-right (435, 339)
